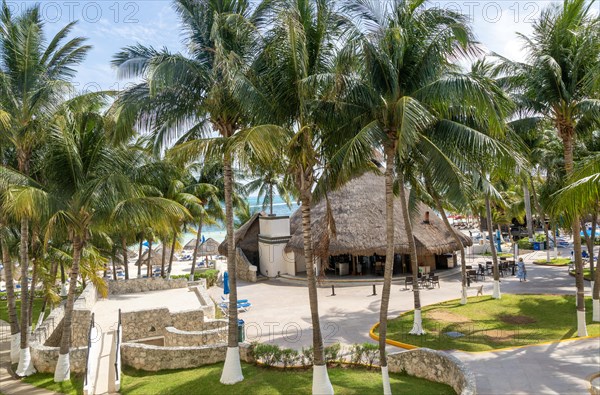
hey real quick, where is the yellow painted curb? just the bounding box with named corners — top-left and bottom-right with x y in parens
top-left (370, 298), bottom-right (600, 353)
top-left (369, 322), bottom-right (418, 350)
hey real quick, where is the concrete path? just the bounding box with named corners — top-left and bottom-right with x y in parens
top-left (89, 330), bottom-right (116, 395)
top-left (207, 249), bottom-right (599, 394)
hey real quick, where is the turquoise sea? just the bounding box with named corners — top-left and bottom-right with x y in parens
top-left (182, 195), bottom-right (299, 245)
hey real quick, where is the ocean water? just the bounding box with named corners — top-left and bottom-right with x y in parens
top-left (182, 195), bottom-right (299, 245)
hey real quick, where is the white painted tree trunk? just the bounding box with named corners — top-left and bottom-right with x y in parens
top-left (409, 309), bottom-right (425, 335)
top-left (492, 280), bottom-right (501, 299)
top-left (460, 286), bottom-right (467, 305)
top-left (312, 365), bottom-right (334, 395)
top-left (54, 353), bottom-right (70, 382)
top-left (60, 283), bottom-right (68, 297)
top-left (591, 281), bottom-right (595, 294)
top-left (10, 333), bottom-right (20, 364)
top-left (593, 299), bottom-right (600, 322)
top-left (577, 311), bottom-right (588, 337)
top-left (381, 365), bottom-right (392, 395)
top-left (220, 347), bottom-right (243, 384)
top-left (16, 347), bottom-right (36, 376)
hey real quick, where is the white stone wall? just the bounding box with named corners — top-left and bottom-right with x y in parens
top-left (387, 348), bottom-right (476, 395)
top-left (107, 277), bottom-right (188, 295)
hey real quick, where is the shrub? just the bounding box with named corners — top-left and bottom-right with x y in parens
top-left (361, 343), bottom-right (379, 369)
top-left (280, 348), bottom-right (299, 369)
top-left (300, 346), bottom-right (313, 368)
top-left (349, 344), bottom-right (364, 365)
top-left (517, 239), bottom-right (533, 250)
top-left (196, 269), bottom-right (219, 287)
top-left (253, 343), bottom-right (282, 367)
top-left (324, 343), bottom-right (342, 365)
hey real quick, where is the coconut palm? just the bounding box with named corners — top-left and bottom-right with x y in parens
top-left (244, 158), bottom-right (294, 216)
top-left (552, 153), bottom-right (600, 321)
top-left (342, 1), bottom-right (514, 390)
top-left (111, 0), bottom-right (279, 384)
top-left (496, 0), bottom-right (600, 336)
top-left (0, 1), bottom-right (91, 375)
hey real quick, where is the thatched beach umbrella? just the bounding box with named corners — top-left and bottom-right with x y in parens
top-left (218, 212), bottom-right (264, 255)
top-left (285, 172), bottom-right (472, 257)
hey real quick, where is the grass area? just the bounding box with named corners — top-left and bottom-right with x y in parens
top-left (0, 298), bottom-right (45, 326)
top-left (22, 372), bottom-right (84, 395)
top-left (569, 269), bottom-right (593, 281)
top-left (482, 252), bottom-right (513, 258)
top-left (534, 258), bottom-right (572, 266)
top-left (121, 363), bottom-right (455, 395)
top-left (383, 294), bottom-right (600, 352)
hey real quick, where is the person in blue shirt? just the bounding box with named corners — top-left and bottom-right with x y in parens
top-left (516, 258), bottom-right (527, 282)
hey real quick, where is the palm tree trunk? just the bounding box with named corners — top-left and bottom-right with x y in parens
top-left (1, 236), bottom-right (21, 363)
top-left (168, 234), bottom-right (177, 275)
top-left (378, 144), bottom-right (395, 394)
top-left (398, 173), bottom-right (424, 334)
top-left (54, 236), bottom-right (83, 382)
top-left (562, 132), bottom-right (587, 336)
top-left (486, 194), bottom-right (501, 299)
top-left (191, 220), bottom-right (203, 278)
top-left (431, 189), bottom-right (467, 304)
top-left (220, 148), bottom-right (243, 385)
top-left (60, 261), bottom-right (67, 296)
top-left (300, 182), bottom-right (333, 394)
top-left (147, 238), bottom-right (153, 278)
top-left (161, 239), bottom-right (167, 277)
top-left (27, 262), bottom-right (38, 330)
top-left (523, 183), bottom-right (534, 239)
top-left (583, 209), bottom-right (596, 290)
top-left (112, 246), bottom-right (118, 281)
top-left (16, 216), bottom-right (35, 376)
top-left (122, 237), bottom-right (129, 280)
top-left (269, 183), bottom-right (274, 216)
top-left (137, 238), bottom-right (143, 278)
top-left (529, 175), bottom-right (550, 263)
top-left (594, 244), bottom-right (600, 321)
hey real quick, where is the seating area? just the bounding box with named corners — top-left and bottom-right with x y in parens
top-left (219, 295), bottom-right (252, 316)
top-left (404, 272), bottom-right (440, 290)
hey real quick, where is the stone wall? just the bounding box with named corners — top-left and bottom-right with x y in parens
top-left (121, 342), bottom-right (254, 371)
top-left (237, 248), bottom-right (257, 283)
top-left (387, 349), bottom-right (476, 395)
top-left (107, 277), bottom-right (189, 295)
top-left (191, 285), bottom-right (215, 318)
top-left (164, 323), bottom-right (227, 346)
top-left (30, 304), bottom-right (88, 373)
top-left (121, 308), bottom-right (207, 342)
top-left (71, 283), bottom-right (97, 347)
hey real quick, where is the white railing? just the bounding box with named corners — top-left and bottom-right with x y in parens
top-left (114, 309), bottom-right (122, 392)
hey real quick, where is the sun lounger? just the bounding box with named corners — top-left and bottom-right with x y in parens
top-left (221, 295), bottom-right (249, 304)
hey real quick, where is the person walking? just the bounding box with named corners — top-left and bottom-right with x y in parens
top-left (516, 258), bottom-right (527, 282)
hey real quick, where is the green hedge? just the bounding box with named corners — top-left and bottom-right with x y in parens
top-left (171, 269), bottom-right (219, 287)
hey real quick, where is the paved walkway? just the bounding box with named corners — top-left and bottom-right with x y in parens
top-left (208, 249), bottom-right (599, 394)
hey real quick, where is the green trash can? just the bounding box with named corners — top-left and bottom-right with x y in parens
top-left (238, 319), bottom-right (245, 343)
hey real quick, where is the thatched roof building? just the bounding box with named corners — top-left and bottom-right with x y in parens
top-left (218, 212), bottom-right (263, 256)
top-left (285, 172), bottom-right (471, 257)
top-left (136, 246), bottom-right (171, 266)
top-left (185, 237), bottom-right (221, 256)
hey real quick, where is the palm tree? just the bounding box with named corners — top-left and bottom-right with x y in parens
top-left (552, 153), bottom-right (600, 321)
top-left (111, 0), bottom-right (276, 384)
top-left (497, 0), bottom-right (600, 336)
top-left (245, 158), bottom-right (294, 216)
top-left (0, 1), bottom-right (90, 375)
top-left (343, 1), bottom-right (513, 390)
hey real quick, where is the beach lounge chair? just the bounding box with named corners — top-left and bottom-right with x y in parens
top-left (219, 301), bottom-right (251, 313)
top-left (404, 276), bottom-right (414, 290)
top-left (221, 295), bottom-right (249, 304)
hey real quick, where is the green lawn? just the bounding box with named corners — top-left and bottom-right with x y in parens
top-left (121, 363), bottom-right (454, 395)
top-left (534, 258), bottom-right (571, 266)
top-left (569, 269), bottom-right (593, 281)
top-left (383, 294), bottom-right (600, 352)
top-left (22, 372), bottom-right (83, 395)
top-left (0, 298), bottom-right (45, 327)
top-left (482, 252), bottom-right (513, 258)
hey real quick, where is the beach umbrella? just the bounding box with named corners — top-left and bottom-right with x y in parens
top-left (223, 271), bottom-right (230, 295)
top-left (142, 241), bottom-right (149, 248)
top-left (202, 235), bottom-right (206, 244)
top-left (495, 230), bottom-right (502, 252)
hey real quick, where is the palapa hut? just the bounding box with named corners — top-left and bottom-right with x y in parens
top-left (135, 246), bottom-right (172, 268)
top-left (184, 237), bottom-right (221, 256)
top-left (218, 212), bottom-right (264, 266)
top-left (219, 172), bottom-right (471, 279)
top-left (285, 172), bottom-right (472, 276)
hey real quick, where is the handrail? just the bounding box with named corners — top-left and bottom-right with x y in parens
top-left (84, 313), bottom-right (95, 389)
top-left (114, 309), bottom-right (122, 384)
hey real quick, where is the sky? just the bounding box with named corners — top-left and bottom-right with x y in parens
top-left (4, 0), bottom-right (598, 92)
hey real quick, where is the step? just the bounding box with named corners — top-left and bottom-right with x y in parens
top-left (91, 330), bottom-right (116, 395)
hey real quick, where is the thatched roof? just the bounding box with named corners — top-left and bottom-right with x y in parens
top-left (218, 212), bottom-right (264, 255)
top-left (185, 237), bottom-right (221, 256)
top-left (285, 172), bottom-right (472, 257)
top-left (136, 246), bottom-right (171, 266)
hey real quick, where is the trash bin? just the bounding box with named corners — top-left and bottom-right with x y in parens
top-left (238, 319), bottom-right (245, 343)
top-left (533, 242), bottom-right (540, 250)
